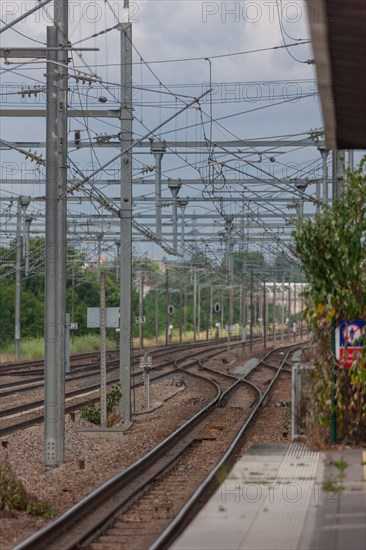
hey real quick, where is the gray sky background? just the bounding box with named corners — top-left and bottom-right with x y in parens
top-left (0, 1), bottom-right (330, 262)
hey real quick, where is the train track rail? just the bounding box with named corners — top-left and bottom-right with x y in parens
top-left (13, 342), bottom-right (304, 550)
top-left (0, 338), bottom-right (243, 396)
top-left (0, 337), bottom-right (242, 376)
top-left (0, 341), bottom-right (244, 437)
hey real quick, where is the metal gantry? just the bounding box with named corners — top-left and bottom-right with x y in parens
top-left (0, 0), bottom-right (358, 468)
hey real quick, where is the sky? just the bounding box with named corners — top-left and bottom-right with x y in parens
top-left (0, 1), bottom-right (328, 265)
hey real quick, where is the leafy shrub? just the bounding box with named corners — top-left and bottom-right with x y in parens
top-left (80, 383), bottom-right (122, 426)
top-left (0, 460), bottom-right (55, 518)
top-left (293, 157), bottom-right (366, 445)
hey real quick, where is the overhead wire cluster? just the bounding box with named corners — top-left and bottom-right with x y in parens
top-left (0, 0), bottom-right (321, 271)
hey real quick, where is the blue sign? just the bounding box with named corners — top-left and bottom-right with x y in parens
top-left (339, 320), bottom-right (365, 347)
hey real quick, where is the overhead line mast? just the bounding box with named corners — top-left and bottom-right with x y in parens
top-left (44, 0), bottom-right (69, 467)
top-left (119, 0), bottom-right (133, 423)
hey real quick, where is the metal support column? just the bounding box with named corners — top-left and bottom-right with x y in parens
top-left (55, 0), bottom-right (69, 461)
top-left (263, 279), bottom-right (267, 348)
top-left (151, 141), bottom-right (166, 240)
top-left (24, 214), bottom-right (32, 277)
top-left (100, 271), bottom-right (107, 428)
top-left (168, 179), bottom-right (181, 251)
top-left (209, 285), bottom-right (213, 333)
top-left (179, 278), bottom-right (183, 344)
top-left (119, 18), bottom-right (133, 423)
top-left (197, 285), bottom-right (201, 338)
top-left (281, 275), bottom-right (285, 345)
top-left (115, 239), bottom-right (120, 282)
top-left (155, 288), bottom-right (159, 344)
top-left (250, 270), bottom-right (254, 351)
top-left (139, 272), bottom-right (144, 348)
top-left (193, 267), bottom-right (197, 342)
top-left (273, 281), bottom-right (277, 343)
top-left (179, 199), bottom-right (188, 257)
top-left (44, 26), bottom-right (59, 467)
top-left (318, 146), bottom-right (329, 205)
top-left (228, 284), bottom-right (234, 353)
top-left (14, 199), bottom-right (21, 358)
top-left (165, 267), bottom-right (169, 346)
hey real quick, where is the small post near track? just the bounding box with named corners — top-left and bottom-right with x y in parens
top-left (140, 353), bottom-right (152, 409)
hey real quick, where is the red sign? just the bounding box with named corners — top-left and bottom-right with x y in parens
top-left (335, 321), bottom-right (365, 369)
top-left (338, 347), bottom-right (363, 369)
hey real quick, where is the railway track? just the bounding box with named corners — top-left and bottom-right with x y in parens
top-left (0, 338), bottom-right (241, 377)
top-left (13, 342), bottom-right (304, 550)
top-left (0, 339), bottom-right (248, 400)
top-left (0, 341), bottom-right (245, 437)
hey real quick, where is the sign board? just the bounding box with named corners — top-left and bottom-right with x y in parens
top-left (140, 355), bottom-right (152, 369)
top-left (87, 307), bottom-right (119, 328)
top-left (70, 322), bottom-right (78, 330)
top-left (335, 320), bottom-right (365, 368)
top-left (135, 316), bottom-right (146, 324)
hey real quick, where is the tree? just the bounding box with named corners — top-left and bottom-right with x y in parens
top-left (293, 157), bottom-right (366, 444)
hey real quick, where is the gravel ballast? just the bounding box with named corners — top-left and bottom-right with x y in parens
top-left (0, 343), bottom-right (301, 549)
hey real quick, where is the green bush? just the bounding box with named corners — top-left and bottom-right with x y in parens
top-left (293, 157), bottom-right (366, 444)
top-left (0, 460), bottom-right (55, 518)
top-left (80, 383), bottom-right (122, 426)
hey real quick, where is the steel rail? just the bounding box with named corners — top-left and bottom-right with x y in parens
top-left (13, 343), bottom-right (304, 549)
top-left (149, 344), bottom-right (305, 549)
top-left (0, 342), bottom-right (243, 437)
top-left (12, 375), bottom-right (223, 550)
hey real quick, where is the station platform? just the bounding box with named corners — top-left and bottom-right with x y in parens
top-left (171, 443), bottom-right (366, 550)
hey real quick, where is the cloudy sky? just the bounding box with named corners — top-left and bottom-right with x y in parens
top-left (0, 1), bottom-right (326, 262)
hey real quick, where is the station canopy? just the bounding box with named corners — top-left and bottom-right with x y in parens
top-left (306, 0), bottom-right (366, 149)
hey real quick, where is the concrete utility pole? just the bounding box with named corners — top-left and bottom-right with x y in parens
top-left (44, 25), bottom-right (60, 467)
top-left (119, 9), bottom-right (133, 423)
top-left (24, 214), bottom-right (33, 277)
top-left (178, 199), bottom-right (188, 256)
top-left (224, 214), bottom-right (234, 281)
top-left (55, 0), bottom-right (69, 463)
top-left (250, 270), bottom-right (254, 351)
top-left (168, 179), bottom-right (181, 251)
top-left (193, 267), bottom-right (197, 342)
top-left (165, 267), bottom-right (169, 346)
top-left (139, 272), bottom-right (144, 348)
top-left (151, 140), bottom-right (166, 240)
top-left (155, 288), bottom-right (159, 344)
top-left (97, 235), bottom-right (102, 277)
top-left (15, 196), bottom-right (30, 357)
top-left (197, 285), bottom-right (201, 337)
top-left (43, 0), bottom-right (69, 466)
top-left (332, 150), bottom-right (345, 200)
top-left (115, 239), bottom-right (120, 282)
top-left (263, 278), bottom-right (267, 349)
top-left (281, 275), bottom-right (285, 345)
top-left (318, 145), bottom-right (329, 205)
top-left (273, 280), bottom-right (277, 343)
top-left (100, 271), bottom-right (107, 428)
top-left (179, 278), bottom-right (183, 344)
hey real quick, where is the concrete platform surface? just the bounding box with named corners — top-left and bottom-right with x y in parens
top-left (171, 444), bottom-right (366, 550)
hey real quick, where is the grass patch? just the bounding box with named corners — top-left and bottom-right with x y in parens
top-left (329, 459), bottom-right (348, 480)
top-left (322, 480), bottom-right (344, 493)
top-left (329, 459), bottom-right (348, 473)
top-left (0, 460), bottom-right (55, 518)
top-left (0, 335), bottom-right (117, 362)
